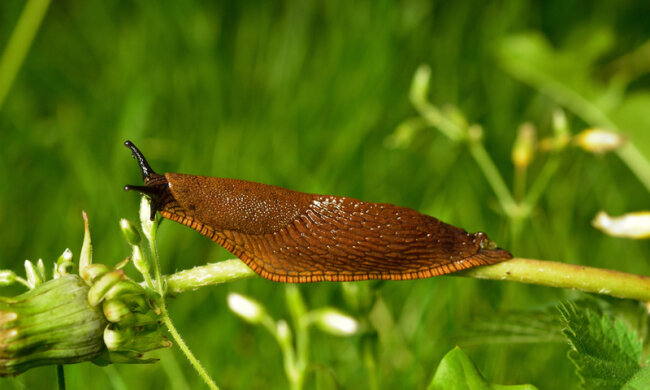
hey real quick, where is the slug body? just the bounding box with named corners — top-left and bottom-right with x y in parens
top-left (124, 141), bottom-right (512, 283)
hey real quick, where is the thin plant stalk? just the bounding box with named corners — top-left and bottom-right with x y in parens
top-left (158, 307), bottom-right (218, 390)
top-left (0, 0), bottom-right (51, 110)
top-left (146, 214), bottom-right (219, 390)
top-left (467, 138), bottom-right (518, 216)
top-left (57, 365), bottom-right (65, 390)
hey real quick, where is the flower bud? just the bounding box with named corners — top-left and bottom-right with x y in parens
top-left (131, 245), bottom-right (150, 275)
top-left (103, 299), bottom-right (134, 323)
top-left (592, 211), bottom-right (650, 239)
top-left (0, 270), bottom-right (16, 286)
top-left (276, 319), bottom-right (292, 347)
top-left (310, 308), bottom-right (358, 336)
top-left (512, 123), bottom-right (536, 168)
top-left (140, 197), bottom-right (155, 242)
top-left (104, 279), bottom-right (146, 301)
top-left (80, 211), bottom-right (93, 271)
top-left (88, 270), bottom-right (125, 307)
top-left (574, 129), bottom-right (624, 154)
top-left (120, 219), bottom-right (142, 246)
top-left (55, 248), bottom-right (74, 278)
top-left (24, 260), bottom-right (43, 289)
top-left (80, 263), bottom-right (111, 283)
top-left (116, 325), bottom-right (172, 352)
top-left (104, 325), bottom-right (135, 350)
top-left (0, 275), bottom-right (107, 375)
top-left (228, 293), bottom-right (265, 324)
top-left (409, 64), bottom-right (431, 104)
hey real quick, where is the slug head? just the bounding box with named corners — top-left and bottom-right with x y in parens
top-left (123, 140), bottom-right (169, 220)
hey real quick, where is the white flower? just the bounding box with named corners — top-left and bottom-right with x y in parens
top-left (592, 211), bottom-right (650, 239)
top-left (227, 293), bottom-right (264, 324)
top-left (311, 308), bottom-right (358, 336)
top-left (575, 129), bottom-right (624, 153)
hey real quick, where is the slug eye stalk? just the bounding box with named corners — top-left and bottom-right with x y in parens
top-left (124, 141), bottom-right (170, 220)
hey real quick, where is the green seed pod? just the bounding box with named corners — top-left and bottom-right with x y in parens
top-left (103, 299), bottom-right (134, 323)
top-left (81, 263), bottom-right (111, 283)
top-left (0, 275), bottom-right (107, 376)
top-left (104, 279), bottom-right (146, 301)
top-left (88, 270), bottom-right (125, 307)
top-left (0, 270), bottom-right (16, 286)
top-left (120, 218), bottom-right (142, 246)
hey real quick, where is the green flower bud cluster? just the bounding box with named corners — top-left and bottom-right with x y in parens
top-left (82, 263), bottom-right (171, 365)
top-left (0, 211), bottom-right (171, 376)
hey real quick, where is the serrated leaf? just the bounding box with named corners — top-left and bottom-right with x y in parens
top-left (558, 302), bottom-right (642, 390)
top-left (622, 366), bottom-right (650, 390)
top-left (427, 347), bottom-right (538, 390)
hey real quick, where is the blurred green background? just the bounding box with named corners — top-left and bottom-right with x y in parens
top-left (1, 0), bottom-right (649, 388)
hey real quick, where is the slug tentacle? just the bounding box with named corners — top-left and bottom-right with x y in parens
top-left (124, 140), bottom-right (158, 181)
top-left (124, 141), bottom-right (513, 283)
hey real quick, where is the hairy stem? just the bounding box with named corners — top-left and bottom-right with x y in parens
top-left (160, 305), bottom-right (219, 390)
top-left (458, 258), bottom-right (650, 301)
top-left (164, 258), bottom-right (650, 302)
top-left (165, 260), bottom-right (256, 294)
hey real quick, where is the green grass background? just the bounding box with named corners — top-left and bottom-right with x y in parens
top-left (1, 0), bottom-right (649, 388)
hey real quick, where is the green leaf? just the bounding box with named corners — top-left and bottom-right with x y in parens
top-left (623, 366), bottom-right (650, 390)
top-left (427, 347), bottom-right (538, 390)
top-left (558, 302), bottom-right (643, 390)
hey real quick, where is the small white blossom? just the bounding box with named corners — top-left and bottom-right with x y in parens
top-left (312, 309), bottom-right (358, 336)
top-left (575, 129), bottom-right (624, 153)
top-left (228, 293), bottom-right (264, 324)
top-left (592, 211), bottom-right (650, 239)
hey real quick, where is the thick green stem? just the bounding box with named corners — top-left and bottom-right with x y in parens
top-left (164, 258), bottom-right (650, 302)
top-left (165, 260), bottom-right (256, 294)
top-left (458, 258), bottom-right (650, 301)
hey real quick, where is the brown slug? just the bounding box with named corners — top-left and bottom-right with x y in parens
top-left (124, 140), bottom-right (512, 283)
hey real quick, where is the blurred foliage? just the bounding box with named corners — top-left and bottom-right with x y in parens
top-left (1, 0), bottom-right (649, 388)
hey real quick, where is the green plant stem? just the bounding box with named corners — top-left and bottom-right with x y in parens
top-left (467, 140), bottom-right (518, 215)
top-left (149, 219), bottom-right (164, 294)
top-left (57, 365), bottom-right (65, 390)
top-left (285, 286), bottom-right (308, 390)
top-left (513, 166), bottom-right (527, 203)
top-left (363, 341), bottom-right (379, 390)
top-left (522, 153), bottom-right (562, 212)
top-left (159, 305), bottom-right (219, 390)
top-left (458, 258), bottom-right (650, 301)
top-left (148, 215), bottom-right (219, 390)
top-left (0, 0), bottom-right (51, 110)
top-left (617, 143), bottom-right (650, 194)
top-left (165, 260), bottom-right (256, 294)
top-left (504, 53), bottom-right (650, 193)
top-left (164, 258), bottom-right (650, 302)
top-left (14, 276), bottom-right (30, 289)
